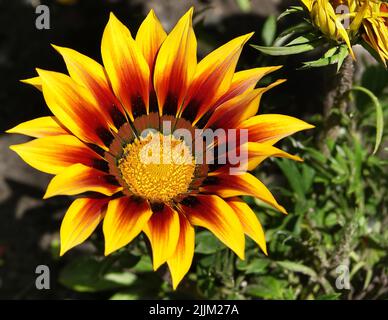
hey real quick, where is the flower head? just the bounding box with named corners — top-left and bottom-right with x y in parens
top-left (7, 8), bottom-right (313, 289)
top-left (361, 1), bottom-right (388, 66)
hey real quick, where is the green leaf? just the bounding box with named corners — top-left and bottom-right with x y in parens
top-left (236, 258), bottom-right (270, 274)
top-left (277, 6), bottom-right (304, 21)
top-left (336, 45), bottom-right (349, 72)
top-left (251, 40), bottom-right (322, 56)
top-left (195, 231), bottom-right (223, 254)
top-left (286, 34), bottom-right (321, 46)
top-left (277, 260), bottom-right (318, 278)
top-left (316, 293), bottom-right (341, 300)
top-left (262, 15), bottom-right (277, 46)
top-left (275, 159), bottom-right (306, 201)
top-left (351, 86), bottom-right (384, 154)
top-left (246, 276), bottom-right (290, 299)
top-left (235, 0), bottom-right (251, 12)
top-left (276, 22), bottom-right (313, 40)
top-left (323, 46), bottom-right (339, 58)
top-left (131, 255), bottom-right (153, 272)
top-left (274, 22), bottom-right (314, 46)
top-left (110, 291), bottom-right (140, 300)
top-left (299, 45), bottom-right (348, 70)
top-left (59, 257), bottom-right (137, 292)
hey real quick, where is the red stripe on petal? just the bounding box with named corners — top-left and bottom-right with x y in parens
top-left (167, 214), bottom-right (195, 290)
top-left (180, 194), bottom-right (245, 259)
top-left (37, 69), bottom-right (111, 150)
top-left (201, 170), bottom-right (287, 214)
top-left (10, 135), bottom-right (104, 175)
top-left (60, 197), bottom-right (109, 255)
top-left (103, 196), bottom-right (152, 255)
top-left (44, 163), bottom-right (122, 199)
top-left (143, 204), bottom-right (180, 270)
top-left (101, 13), bottom-right (150, 119)
top-left (154, 8), bottom-right (197, 116)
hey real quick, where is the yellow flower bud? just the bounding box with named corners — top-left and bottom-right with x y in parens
top-left (301, 0), bottom-right (357, 58)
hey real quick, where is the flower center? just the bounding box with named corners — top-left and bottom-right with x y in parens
top-left (118, 132), bottom-right (195, 203)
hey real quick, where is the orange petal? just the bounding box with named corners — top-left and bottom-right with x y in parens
top-left (43, 163), bottom-right (122, 199)
top-left (227, 197), bottom-right (267, 255)
top-left (167, 214), bottom-right (195, 289)
top-left (153, 8), bottom-right (197, 116)
top-left (211, 66), bottom-right (283, 109)
top-left (180, 33), bottom-right (253, 123)
top-left (37, 69), bottom-right (111, 150)
top-left (135, 9), bottom-right (167, 74)
top-left (6, 116), bottom-right (68, 138)
top-left (201, 170), bottom-right (287, 214)
top-left (206, 80), bottom-right (286, 129)
top-left (143, 205), bottom-right (180, 270)
top-left (60, 197), bottom-right (109, 256)
top-left (103, 196), bottom-right (152, 255)
top-left (238, 114), bottom-right (314, 145)
top-left (53, 45), bottom-right (126, 129)
top-left (101, 13), bottom-right (150, 119)
top-left (10, 135), bottom-right (104, 174)
top-left (180, 194), bottom-right (245, 259)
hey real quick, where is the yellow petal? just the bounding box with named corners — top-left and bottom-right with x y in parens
top-left (43, 163), bottom-right (122, 199)
top-left (143, 205), bottom-right (180, 270)
top-left (135, 9), bottom-right (167, 73)
top-left (154, 7), bottom-right (197, 116)
top-left (10, 135), bottom-right (103, 174)
top-left (245, 141), bottom-right (302, 171)
top-left (181, 194), bottom-right (245, 259)
top-left (201, 170), bottom-right (287, 214)
top-left (214, 66), bottom-right (282, 106)
top-left (167, 215), bottom-right (195, 290)
top-left (238, 114), bottom-right (314, 145)
top-left (227, 197), bottom-right (267, 255)
top-left (103, 196), bottom-right (152, 255)
top-left (6, 116), bottom-right (68, 138)
top-left (20, 76), bottom-right (42, 91)
top-left (101, 13), bottom-right (150, 119)
top-left (60, 197), bottom-right (109, 256)
top-left (301, 0), bottom-right (313, 11)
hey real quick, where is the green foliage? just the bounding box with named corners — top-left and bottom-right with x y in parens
top-left (251, 3), bottom-right (388, 71)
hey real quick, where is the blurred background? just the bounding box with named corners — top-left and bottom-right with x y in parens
top-left (0, 0), bottom-right (387, 300)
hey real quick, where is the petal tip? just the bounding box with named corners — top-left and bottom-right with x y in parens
top-left (59, 247), bottom-right (67, 257)
top-left (104, 247), bottom-right (113, 256)
top-left (8, 144), bottom-right (18, 151)
top-left (279, 205), bottom-right (288, 215)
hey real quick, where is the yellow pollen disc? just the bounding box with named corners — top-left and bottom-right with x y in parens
top-left (118, 132), bottom-right (195, 202)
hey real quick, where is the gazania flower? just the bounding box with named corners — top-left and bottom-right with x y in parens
top-left (7, 8), bottom-right (313, 288)
top-left (361, 1), bottom-right (388, 66)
